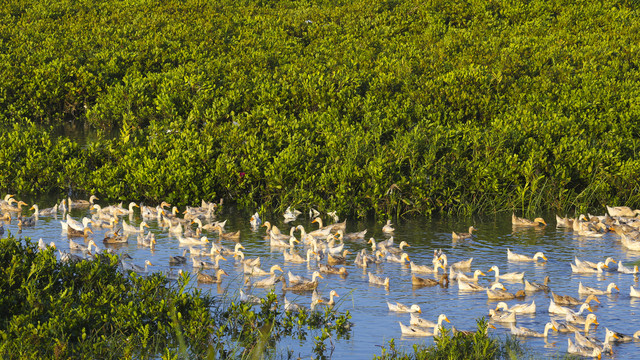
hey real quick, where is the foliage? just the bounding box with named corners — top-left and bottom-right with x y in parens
top-left (0, 234), bottom-right (352, 359)
top-left (2, 0), bottom-right (640, 217)
top-left (373, 318), bottom-right (525, 360)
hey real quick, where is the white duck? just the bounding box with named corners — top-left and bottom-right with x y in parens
top-left (387, 302), bottom-right (421, 313)
top-left (488, 265), bottom-right (524, 281)
top-left (495, 300), bottom-right (536, 314)
top-left (510, 322), bottom-right (556, 337)
top-left (578, 282), bottom-right (619, 295)
top-left (507, 249), bottom-right (547, 262)
top-left (382, 219), bottom-right (394, 233)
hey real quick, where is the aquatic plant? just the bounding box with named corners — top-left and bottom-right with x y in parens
top-left (0, 234), bottom-right (352, 359)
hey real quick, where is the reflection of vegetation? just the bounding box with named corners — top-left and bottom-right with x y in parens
top-left (2, 0), bottom-right (640, 217)
top-left (374, 319), bottom-right (528, 360)
top-left (0, 235), bottom-right (351, 359)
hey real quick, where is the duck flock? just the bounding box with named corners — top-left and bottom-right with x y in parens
top-left (3, 193), bottom-right (640, 358)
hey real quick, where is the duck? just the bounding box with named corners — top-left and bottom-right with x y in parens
top-left (555, 215), bottom-right (574, 228)
top-left (551, 314), bottom-right (599, 334)
top-left (452, 226), bottom-right (477, 240)
top-left (605, 327), bottom-right (635, 343)
top-left (213, 224), bottom-right (241, 242)
top-left (488, 309), bottom-right (516, 323)
top-left (410, 260), bottom-right (445, 274)
top-left (386, 252), bottom-right (410, 264)
top-left (495, 300), bottom-right (536, 314)
top-left (512, 213), bottom-right (547, 227)
top-left (567, 338), bottom-right (602, 359)
top-left (367, 272), bottom-right (389, 287)
top-left (412, 274), bottom-right (449, 288)
top-left (233, 250), bottom-right (261, 268)
top-left (270, 235), bottom-right (299, 249)
top-left (69, 239), bottom-right (97, 252)
top-left (549, 300), bottom-right (591, 316)
top-left (554, 292), bottom-right (600, 307)
top-left (335, 228), bottom-right (367, 242)
top-left (287, 271), bottom-right (323, 285)
top-left (282, 272), bottom-right (322, 291)
top-left (488, 265), bottom-right (524, 281)
top-left (401, 314), bottom-right (450, 336)
top-left (138, 231), bottom-right (156, 248)
top-left (238, 289), bottom-right (261, 305)
top-left (313, 289), bottom-right (339, 307)
top-left (458, 280), bottom-right (504, 292)
top-left (197, 268), bottom-right (227, 283)
top-left (30, 204), bottom-right (57, 217)
top-left (312, 216), bottom-right (347, 233)
top-left (631, 286), bottom-right (640, 298)
top-left (192, 254), bottom-right (226, 270)
top-left (456, 269), bottom-right (485, 283)
top-left (510, 322), bottom-right (556, 338)
top-left (438, 254), bottom-right (473, 270)
top-left (327, 250), bottom-right (351, 265)
top-left (17, 216), bottom-right (36, 228)
top-left (103, 229), bottom-right (127, 244)
top-left (398, 321), bottom-right (443, 337)
top-left (409, 313), bottom-right (450, 329)
top-left (122, 260), bottom-right (154, 273)
top-left (617, 261), bottom-right (639, 274)
top-left (67, 226), bottom-right (93, 238)
top-left (283, 206), bottom-right (302, 223)
top-left (571, 261), bottom-right (608, 274)
top-left (578, 282), bottom-right (619, 295)
top-left (298, 223), bottom-right (332, 240)
top-left (65, 214), bottom-right (91, 232)
top-left (382, 220), bottom-right (394, 233)
top-left (387, 302), bottom-right (421, 313)
top-left (244, 264), bottom-right (284, 276)
top-left (574, 256), bottom-right (617, 270)
top-left (37, 238), bottom-right (56, 251)
top-left (384, 241), bottom-right (411, 256)
top-left (606, 205), bottom-right (640, 217)
top-left (524, 276), bottom-right (550, 292)
top-left (566, 311), bottom-right (597, 325)
top-left (486, 283), bottom-right (518, 300)
top-left (122, 220), bottom-right (149, 233)
top-left (283, 248), bottom-right (315, 263)
top-left (507, 249), bottom-right (547, 262)
top-left (249, 274), bottom-right (282, 288)
top-left (318, 263), bottom-right (348, 276)
top-left (169, 249), bottom-right (189, 265)
top-left (68, 195), bottom-right (99, 209)
top-left (249, 212), bottom-right (262, 229)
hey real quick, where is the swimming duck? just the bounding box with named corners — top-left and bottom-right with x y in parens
top-left (606, 205), bottom-right (640, 217)
top-left (571, 261), bottom-right (608, 274)
top-left (606, 327), bottom-right (635, 343)
top-left (30, 204), bottom-right (57, 217)
top-left (17, 216), bottom-right (36, 228)
top-left (495, 300), bottom-right (536, 314)
top-left (488, 309), bottom-right (516, 323)
top-left (551, 315), bottom-right (599, 334)
top-left (507, 249), bottom-right (547, 262)
top-left (282, 272), bottom-right (322, 291)
top-left (249, 274), bottom-right (282, 288)
top-left (382, 220), bottom-right (394, 233)
top-left (283, 248), bottom-right (315, 263)
top-left (103, 229), bottom-right (127, 244)
top-left (244, 264), bottom-right (284, 276)
top-left (37, 238), bottom-right (56, 251)
top-left (177, 235), bottom-right (209, 246)
top-left (567, 338), bottom-right (602, 359)
top-left (512, 213), bottom-right (547, 227)
top-left (138, 231), bottom-right (156, 248)
top-left (555, 215), bottom-right (574, 228)
top-left (510, 322), bottom-right (556, 338)
top-left (122, 260), bottom-right (154, 273)
top-left (387, 302), bottom-right (421, 313)
top-left (574, 256), bottom-right (616, 270)
top-left (524, 276), bottom-right (550, 292)
top-left (238, 289), bottom-right (261, 305)
top-left (458, 280), bottom-right (503, 292)
top-left (287, 271), bottom-right (323, 286)
top-left (631, 286), bottom-right (640, 298)
top-left (488, 265), bottom-right (524, 281)
top-left (197, 268), bottom-right (227, 283)
top-left (486, 283), bottom-right (517, 300)
top-left (438, 254), bottom-right (473, 270)
top-left (409, 313), bottom-right (450, 329)
top-left (452, 226), bottom-right (477, 240)
top-left (400, 314), bottom-right (449, 337)
top-left (549, 300), bottom-right (591, 316)
top-left (411, 273), bottom-right (450, 288)
top-left (169, 249), bottom-right (189, 265)
top-left (327, 250), bottom-right (351, 265)
top-left (551, 292), bottom-right (600, 307)
top-left (313, 289), bottom-right (339, 307)
top-left (68, 195), bottom-right (99, 209)
top-left (122, 220), bottom-right (149, 233)
top-left (213, 225), bottom-right (241, 241)
top-left (67, 225), bottom-right (93, 238)
top-left (410, 260), bottom-right (445, 274)
top-left (617, 261), bottom-right (639, 274)
top-left (192, 254), bottom-right (226, 270)
top-left (456, 269), bottom-right (486, 283)
top-left (318, 263), bottom-right (348, 276)
top-left (398, 321), bottom-right (442, 337)
top-left (578, 282), bottom-right (618, 295)
top-left (335, 229), bottom-right (368, 242)
top-left (368, 272), bottom-right (389, 287)
top-left (233, 250), bottom-right (261, 267)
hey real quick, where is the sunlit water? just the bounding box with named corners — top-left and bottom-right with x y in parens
top-left (5, 201), bottom-right (640, 359)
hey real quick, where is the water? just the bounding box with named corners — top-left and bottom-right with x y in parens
top-left (5, 200), bottom-right (640, 359)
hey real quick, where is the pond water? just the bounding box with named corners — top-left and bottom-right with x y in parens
top-left (5, 199), bottom-right (640, 359)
